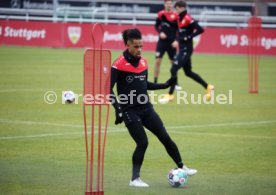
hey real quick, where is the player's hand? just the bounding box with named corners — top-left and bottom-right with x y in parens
top-left (160, 32), bottom-right (167, 39)
top-left (183, 35), bottom-right (192, 41)
top-left (171, 40), bottom-right (178, 48)
top-left (115, 109), bottom-right (123, 125)
top-left (165, 77), bottom-right (177, 88)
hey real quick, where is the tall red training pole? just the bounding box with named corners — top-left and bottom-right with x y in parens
top-left (247, 1), bottom-right (262, 94)
top-left (83, 23), bottom-right (111, 195)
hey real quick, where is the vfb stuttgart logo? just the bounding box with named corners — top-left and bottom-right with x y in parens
top-left (68, 26), bottom-right (81, 45)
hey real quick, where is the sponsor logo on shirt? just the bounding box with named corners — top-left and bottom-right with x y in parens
top-left (126, 76), bottom-right (134, 83)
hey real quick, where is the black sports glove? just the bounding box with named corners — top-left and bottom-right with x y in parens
top-left (115, 107), bottom-right (123, 125)
top-left (165, 77), bottom-right (177, 88)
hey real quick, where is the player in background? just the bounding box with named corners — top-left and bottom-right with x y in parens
top-left (154, 0), bottom-right (182, 91)
top-left (159, 0), bottom-right (214, 103)
top-left (110, 28), bottom-right (197, 187)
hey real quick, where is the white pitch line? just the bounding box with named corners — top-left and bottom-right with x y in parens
top-left (0, 118), bottom-right (83, 128)
top-left (169, 130), bottom-right (275, 140)
top-left (167, 120), bottom-right (276, 129)
top-left (0, 132), bottom-right (81, 140)
top-left (0, 118), bottom-right (275, 140)
top-left (1, 118), bottom-right (275, 130)
top-left (0, 130), bottom-right (127, 140)
top-left (0, 89), bottom-right (53, 93)
top-left (0, 118), bottom-right (121, 130)
top-left (0, 89), bottom-right (82, 93)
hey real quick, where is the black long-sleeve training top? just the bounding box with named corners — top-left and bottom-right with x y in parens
top-left (110, 50), bottom-right (168, 111)
top-left (177, 10), bottom-right (204, 47)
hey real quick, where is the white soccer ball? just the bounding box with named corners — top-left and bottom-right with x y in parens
top-left (167, 168), bottom-right (188, 188)
top-left (158, 98), bottom-right (169, 104)
top-left (158, 95), bottom-right (170, 104)
top-left (63, 91), bottom-right (75, 104)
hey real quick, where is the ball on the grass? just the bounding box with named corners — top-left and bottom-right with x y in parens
top-left (63, 91), bottom-right (75, 104)
top-left (167, 168), bottom-right (188, 188)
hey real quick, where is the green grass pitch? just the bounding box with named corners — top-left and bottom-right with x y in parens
top-left (0, 46), bottom-right (275, 195)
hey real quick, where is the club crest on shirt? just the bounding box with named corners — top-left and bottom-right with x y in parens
top-left (140, 60), bottom-right (146, 67)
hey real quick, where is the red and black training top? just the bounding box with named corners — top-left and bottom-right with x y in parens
top-left (177, 10), bottom-right (204, 47)
top-left (155, 9), bottom-right (178, 42)
top-left (110, 50), bottom-right (168, 111)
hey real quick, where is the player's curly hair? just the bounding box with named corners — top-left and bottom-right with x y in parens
top-left (122, 28), bottom-right (142, 45)
top-left (175, 1), bottom-right (186, 8)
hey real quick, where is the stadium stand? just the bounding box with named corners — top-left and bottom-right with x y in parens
top-left (0, 0), bottom-right (276, 28)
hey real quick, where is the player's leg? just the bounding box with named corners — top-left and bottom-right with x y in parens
top-left (169, 49), bottom-right (191, 95)
top-left (142, 108), bottom-right (197, 176)
top-left (168, 46), bottom-right (182, 91)
top-left (154, 58), bottom-right (162, 83)
top-left (183, 55), bottom-right (214, 100)
top-left (183, 55), bottom-right (208, 88)
top-left (123, 111), bottom-right (149, 187)
top-left (158, 52), bottom-right (183, 104)
top-left (142, 108), bottom-right (182, 166)
top-left (154, 41), bottom-right (166, 83)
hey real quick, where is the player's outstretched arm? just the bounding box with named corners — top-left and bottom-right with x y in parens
top-left (147, 77), bottom-right (176, 90)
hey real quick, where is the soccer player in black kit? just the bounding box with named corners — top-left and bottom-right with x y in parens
top-left (154, 0), bottom-right (180, 88)
top-left (160, 1), bottom-right (214, 103)
top-left (110, 28), bottom-right (197, 187)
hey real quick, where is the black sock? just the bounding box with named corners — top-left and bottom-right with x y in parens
top-left (168, 77), bottom-right (177, 95)
top-left (154, 77), bottom-right (158, 83)
top-left (132, 165), bottom-right (140, 181)
top-left (177, 162), bottom-right (184, 168)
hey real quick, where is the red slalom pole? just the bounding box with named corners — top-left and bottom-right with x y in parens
top-left (83, 23), bottom-right (111, 195)
top-left (247, 1), bottom-right (261, 94)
